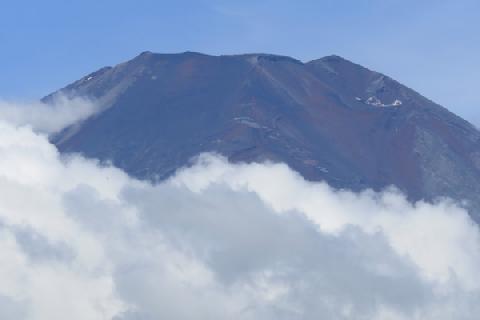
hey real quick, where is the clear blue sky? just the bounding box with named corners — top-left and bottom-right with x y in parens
top-left (1, 0), bottom-right (479, 124)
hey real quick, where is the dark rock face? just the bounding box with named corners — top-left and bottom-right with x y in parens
top-left (48, 51), bottom-right (480, 221)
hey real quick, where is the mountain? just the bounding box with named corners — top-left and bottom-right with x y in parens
top-left (46, 51), bottom-right (480, 221)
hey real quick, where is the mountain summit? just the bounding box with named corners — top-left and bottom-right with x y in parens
top-left (47, 52), bottom-right (480, 221)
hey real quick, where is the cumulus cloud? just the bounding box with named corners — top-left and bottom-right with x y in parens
top-left (0, 101), bottom-right (479, 319)
top-left (0, 94), bottom-right (98, 134)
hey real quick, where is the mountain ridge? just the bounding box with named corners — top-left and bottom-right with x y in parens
top-left (46, 51), bottom-right (480, 221)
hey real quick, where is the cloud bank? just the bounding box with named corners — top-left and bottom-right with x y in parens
top-left (0, 95), bottom-right (98, 134)
top-left (0, 100), bottom-right (479, 319)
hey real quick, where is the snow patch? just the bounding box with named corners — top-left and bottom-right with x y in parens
top-left (359, 96), bottom-right (403, 108)
top-left (234, 117), bottom-right (268, 129)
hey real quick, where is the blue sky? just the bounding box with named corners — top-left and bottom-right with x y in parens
top-left (1, 0), bottom-right (479, 124)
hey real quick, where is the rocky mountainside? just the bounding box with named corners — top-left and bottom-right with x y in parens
top-left (47, 51), bottom-right (480, 221)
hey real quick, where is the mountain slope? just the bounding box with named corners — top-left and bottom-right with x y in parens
top-left (47, 51), bottom-right (480, 221)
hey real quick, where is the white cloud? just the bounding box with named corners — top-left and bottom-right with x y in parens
top-left (173, 155), bottom-right (480, 290)
top-left (0, 94), bottom-right (98, 134)
top-left (0, 102), bottom-right (479, 319)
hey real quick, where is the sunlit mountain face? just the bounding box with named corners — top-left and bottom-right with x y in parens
top-left (48, 51), bottom-right (480, 222)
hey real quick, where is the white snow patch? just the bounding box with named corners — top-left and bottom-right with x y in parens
top-left (364, 96), bottom-right (403, 108)
top-left (366, 96), bottom-right (383, 106)
top-left (234, 117), bottom-right (267, 129)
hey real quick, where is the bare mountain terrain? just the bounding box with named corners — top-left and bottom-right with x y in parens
top-left (47, 51), bottom-right (480, 221)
